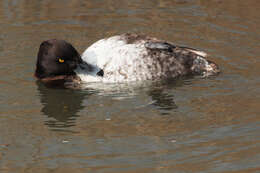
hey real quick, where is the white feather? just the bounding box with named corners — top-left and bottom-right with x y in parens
top-left (74, 34), bottom-right (215, 83)
top-left (75, 35), bottom-right (150, 83)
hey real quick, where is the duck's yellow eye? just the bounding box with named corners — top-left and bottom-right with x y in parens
top-left (58, 58), bottom-right (64, 63)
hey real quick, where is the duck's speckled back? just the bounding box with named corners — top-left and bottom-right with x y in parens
top-left (76, 34), bottom-right (218, 83)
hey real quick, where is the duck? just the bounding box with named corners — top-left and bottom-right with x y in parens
top-left (35, 33), bottom-right (219, 85)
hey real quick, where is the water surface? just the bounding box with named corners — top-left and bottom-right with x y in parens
top-left (0, 0), bottom-right (260, 172)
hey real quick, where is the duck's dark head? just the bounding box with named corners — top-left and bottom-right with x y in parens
top-left (35, 39), bottom-right (83, 80)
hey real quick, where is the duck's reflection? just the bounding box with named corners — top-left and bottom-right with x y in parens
top-left (82, 80), bottom-right (181, 114)
top-left (148, 88), bottom-right (178, 112)
top-left (36, 81), bottom-right (90, 130)
top-left (147, 79), bottom-right (186, 114)
top-left (37, 78), bottom-right (186, 131)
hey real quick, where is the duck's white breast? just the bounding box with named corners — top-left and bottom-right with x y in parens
top-left (75, 34), bottom-right (215, 83)
top-left (77, 35), bottom-right (153, 83)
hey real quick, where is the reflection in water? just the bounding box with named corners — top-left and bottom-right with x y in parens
top-left (147, 81), bottom-right (179, 113)
top-left (82, 79), bottom-right (188, 114)
top-left (147, 78), bottom-right (192, 113)
top-left (149, 88), bottom-right (177, 112)
top-left (37, 78), bottom-right (184, 130)
top-left (36, 81), bottom-right (89, 130)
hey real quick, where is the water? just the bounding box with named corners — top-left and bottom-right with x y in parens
top-left (0, 0), bottom-right (260, 172)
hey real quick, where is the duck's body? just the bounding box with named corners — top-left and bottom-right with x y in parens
top-left (35, 33), bottom-right (219, 86)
